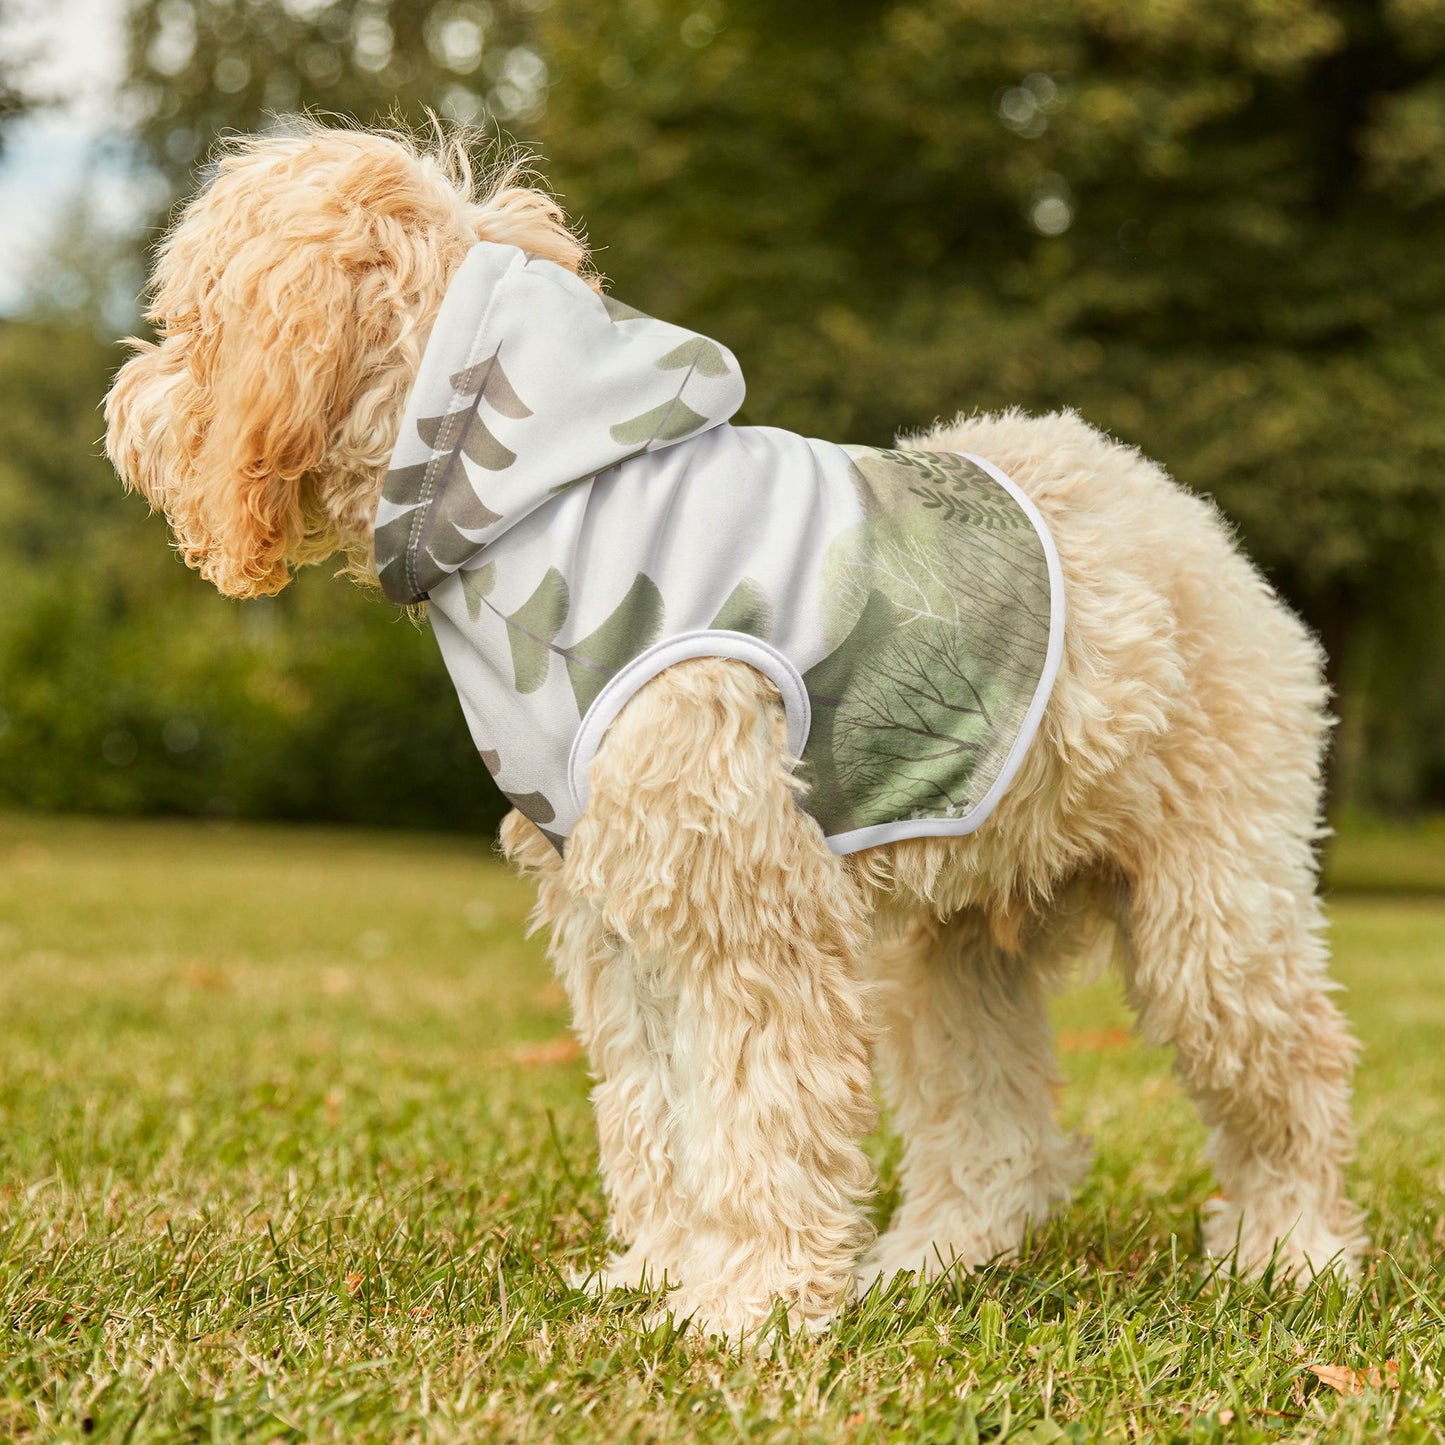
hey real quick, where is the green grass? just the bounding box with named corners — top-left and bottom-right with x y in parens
top-left (1324, 813), bottom-right (1445, 896)
top-left (2, 813), bottom-right (1443, 1443)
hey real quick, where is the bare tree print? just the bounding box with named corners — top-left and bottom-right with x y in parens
top-left (833, 620), bottom-right (1000, 822)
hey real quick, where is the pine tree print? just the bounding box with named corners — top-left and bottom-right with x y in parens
top-left (602, 294), bottom-right (650, 323)
top-left (710, 577), bottom-right (773, 638)
top-left (505, 568), bottom-right (571, 694)
top-left (608, 337), bottom-right (729, 449)
top-left (391, 346), bottom-right (531, 598)
top-left (458, 566), bottom-right (664, 711)
top-left (564, 575), bottom-right (665, 714)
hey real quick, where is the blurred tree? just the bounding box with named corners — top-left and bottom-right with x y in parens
top-left (0, 0), bottom-right (36, 151)
top-left (533, 0), bottom-right (1445, 808)
top-left (0, 317), bottom-right (499, 831)
top-left (18, 0), bottom-right (1436, 820)
top-left (13, 0), bottom-right (568, 833)
top-left (125, 0), bottom-right (546, 190)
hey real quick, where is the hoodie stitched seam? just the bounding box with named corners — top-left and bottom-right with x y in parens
top-left (403, 247), bottom-right (522, 601)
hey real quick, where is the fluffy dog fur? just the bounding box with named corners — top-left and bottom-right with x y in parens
top-left (106, 123), bottom-right (1366, 1342)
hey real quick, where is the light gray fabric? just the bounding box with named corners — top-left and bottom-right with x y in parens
top-left (376, 242), bottom-right (1064, 852)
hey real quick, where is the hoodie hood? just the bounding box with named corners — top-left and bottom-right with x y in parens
top-left (375, 243), bottom-right (747, 604)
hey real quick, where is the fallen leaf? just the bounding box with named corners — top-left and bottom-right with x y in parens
top-left (506, 1037), bottom-right (584, 1067)
top-left (1057, 1027), bottom-right (1133, 1052)
top-left (1309, 1362), bottom-right (1399, 1395)
top-left (344, 1273), bottom-right (364, 1296)
top-left (320, 967), bottom-right (353, 997)
top-left (181, 962), bottom-right (229, 992)
top-left (534, 980), bottom-right (567, 1009)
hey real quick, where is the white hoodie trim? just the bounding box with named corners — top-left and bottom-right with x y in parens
top-left (568, 631), bottom-right (813, 819)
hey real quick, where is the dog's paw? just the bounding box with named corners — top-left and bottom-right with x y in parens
top-left (1202, 1196), bottom-right (1367, 1283)
top-left (570, 1245), bottom-right (675, 1296)
top-left (860, 1133), bottom-right (1092, 1295)
top-left (856, 1233), bottom-right (995, 1296)
top-left (645, 1287), bottom-right (837, 1350)
top-left (860, 1199), bottom-right (1053, 1290)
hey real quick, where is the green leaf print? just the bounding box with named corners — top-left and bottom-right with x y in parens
top-left (549, 462), bottom-right (624, 498)
top-left (380, 349), bottom-right (536, 601)
top-left (506, 567), bottom-right (571, 694)
top-left (564, 573), bottom-right (665, 715)
top-left (709, 577), bottom-right (772, 638)
top-left (602, 294), bottom-right (650, 323)
top-left (848, 449), bottom-right (1028, 533)
top-left (800, 590), bottom-right (902, 836)
top-left (460, 562), bottom-right (497, 621)
top-left (409, 346), bottom-right (527, 573)
top-left (609, 399), bottom-right (709, 448)
top-left (474, 742), bottom-right (559, 831)
top-left (439, 477), bottom-right (503, 533)
top-left (381, 462), bottom-right (431, 507)
top-left (654, 337), bottom-right (731, 378)
top-left (845, 458), bottom-right (885, 519)
top-left (803, 449), bottom-right (1055, 837)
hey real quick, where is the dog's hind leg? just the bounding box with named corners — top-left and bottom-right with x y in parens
top-left (564, 658), bottom-right (878, 1341)
top-left (860, 908), bottom-right (1089, 1288)
top-left (1119, 830), bottom-right (1365, 1279)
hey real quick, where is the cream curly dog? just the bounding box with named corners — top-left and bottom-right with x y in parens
top-left (105, 124), bottom-right (1364, 1341)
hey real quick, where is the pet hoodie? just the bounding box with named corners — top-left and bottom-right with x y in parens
top-left (375, 242), bottom-right (1064, 853)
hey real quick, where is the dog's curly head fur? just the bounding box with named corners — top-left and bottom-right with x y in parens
top-left (104, 122), bottom-right (589, 598)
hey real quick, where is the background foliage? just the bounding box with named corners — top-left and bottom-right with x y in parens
top-left (2, 0), bottom-right (1443, 828)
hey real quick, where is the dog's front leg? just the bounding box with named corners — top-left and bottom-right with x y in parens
top-left (501, 808), bottom-right (686, 1290)
top-left (565, 658), bottom-right (878, 1343)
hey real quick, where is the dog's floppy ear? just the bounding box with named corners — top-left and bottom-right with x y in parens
top-left (106, 211), bottom-right (363, 600)
top-left (106, 132), bottom-right (435, 599)
top-left (106, 332), bottom-right (195, 543)
top-left (178, 239), bottom-right (354, 598)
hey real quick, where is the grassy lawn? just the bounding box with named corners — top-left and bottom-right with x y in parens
top-left (2, 813), bottom-right (1443, 1443)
